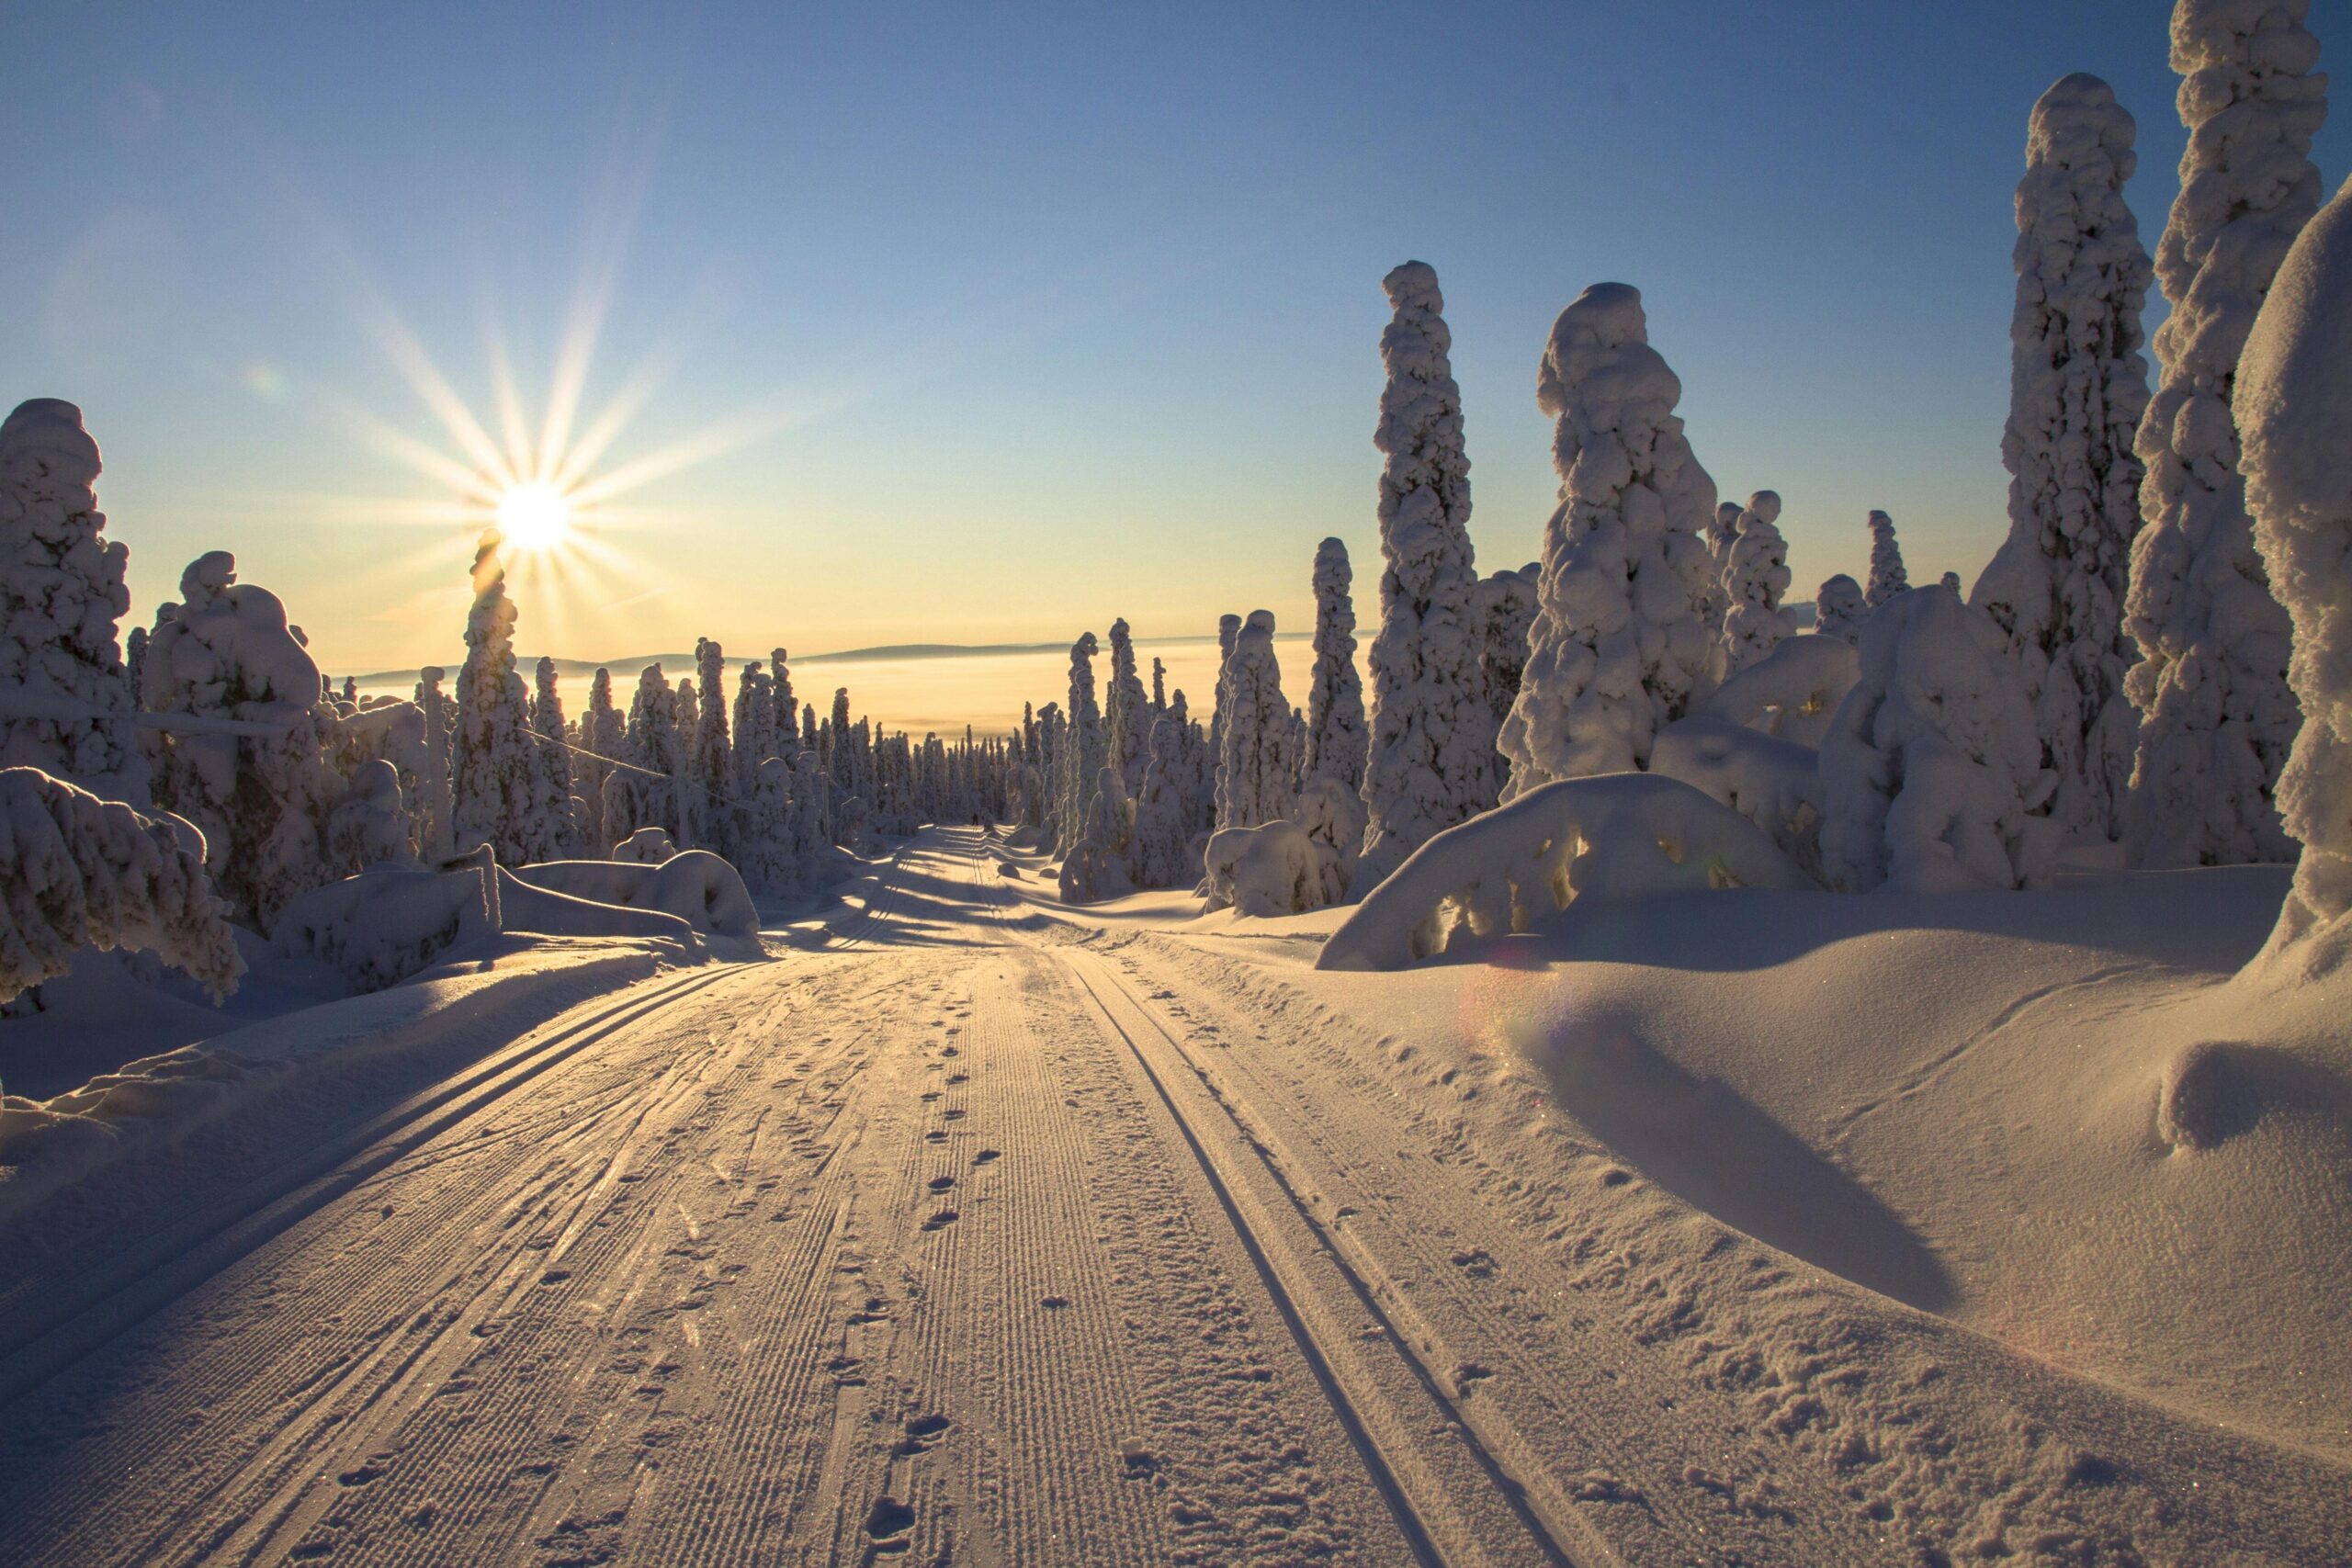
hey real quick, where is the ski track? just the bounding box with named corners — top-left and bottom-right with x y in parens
top-left (4, 825), bottom-right (2345, 1566)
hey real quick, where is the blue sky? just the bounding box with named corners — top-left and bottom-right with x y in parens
top-left (6, 1), bottom-right (2346, 673)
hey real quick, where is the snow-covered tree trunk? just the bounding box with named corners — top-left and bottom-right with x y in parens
top-left (2125, 0), bottom-right (2326, 869)
top-left (1972, 72), bottom-right (2153, 845)
top-left (1819, 588), bottom-right (2059, 893)
top-left (0, 767), bottom-right (244, 1004)
top-left (451, 531), bottom-right (555, 867)
top-left (1303, 537), bottom-right (1368, 795)
top-left (2238, 170), bottom-right (2352, 970)
top-left (1720, 491), bottom-right (1798, 676)
top-left (141, 551), bottom-right (339, 930)
top-left (1815, 574), bottom-right (1869, 645)
top-left (1216, 610), bottom-right (1297, 831)
top-left (1865, 510), bottom-right (1910, 608)
top-left (1360, 262), bottom-right (1497, 880)
top-left (0, 400), bottom-right (149, 804)
top-left (1499, 283), bottom-right (1721, 795)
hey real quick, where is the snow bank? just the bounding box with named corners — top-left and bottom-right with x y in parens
top-left (271, 858), bottom-right (499, 993)
top-left (2239, 171), bottom-right (2352, 971)
top-left (0, 767), bottom-right (243, 1005)
top-left (1318, 772), bottom-right (1809, 970)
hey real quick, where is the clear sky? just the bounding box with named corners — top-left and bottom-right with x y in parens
top-left (8, 1), bottom-right (2349, 678)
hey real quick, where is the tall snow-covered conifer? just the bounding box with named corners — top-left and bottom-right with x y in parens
top-left (1304, 538), bottom-right (1368, 793)
top-left (1057, 632), bottom-right (1104, 854)
top-left (1104, 617), bottom-right (1148, 795)
top-left (1720, 491), bottom-right (1797, 675)
top-left (0, 400), bottom-right (148, 801)
top-left (1216, 611), bottom-right (1298, 831)
top-left (530, 656), bottom-right (579, 857)
top-left (452, 530), bottom-right (555, 866)
top-left (1360, 262), bottom-right (1495, 879)
top-left (2126, 0), bottom-right (2327, 867)
top-left (1815, 574), bottom-right (1869, 644)
top-left (1499, 284), bottom-right (1719, 794)
top-left (1973, 72), bottom-right (2154, 843)
top-left (1865, 510), bottom-right (1910, 608)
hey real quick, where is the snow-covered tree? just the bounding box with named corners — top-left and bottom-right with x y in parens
top-left (1499, 283), bottom-right (1720, 795)
top-left (1128, 711), bottom-right (1194, 888)
top-left (1058, 766), bottom-right (1132, 903)
top-left (574, 667), bottom-right (622, 852)
top-left (1104, 616), bottom-right (1148, 795)
top-left (1720, 491), bottom-right (1797, 675)
top-left (1473, 563), bottom-right (1538, 796)
top-left (0, 766), bottom-right (244, 1004)
top-left (741, 755), bottom-right (801, 895)
top-left (1815, 574), bottom-right (1869, 645)
top-left (530, 656), bottom-right (580, 857)
top-left (733, 659), bottom-right (776, 802)
top-left (450, 531), bottom-right (558, 867)
top-left (1972, 72), bottom-right (2153, 844)
top-left (771, 647), bottom-right (797, 749)
top-left (1939, 570), bottom-right (1963, 595)
top-left (1207, 612), bottom-right (1241, 788)
top-left (1303, 537), bottom-right (1368, 794)
top-left (1216, 610), bottom-right (1297, 830)
top-left (2238, 168), bottom-right (2352, 965)
top-left (1150, 657), bottom-right (1167, 715)
top-left (1360, 262), bottom-right (1497, 879)
top-left (1819, 588), bottom-right (2058, 893)
top-left (0, 400), bottom-right (148, 803)
top-left (1865, 510), bottom-right (1910, 608)
top-left (694, 637), bottom-right (731, 805)
top-left (324, 759), bottom-right (415, 877)
top-left (2126, 0), bottom-right (2327, 869)
top-left (1057, 631), bottom-right (1104, 855)
top-left (413, 666), bottom-right (456, 860)
top-left (141, 551), bottom-right (339, 930)
top-left (1702, 501), bottom-right (1743, 636)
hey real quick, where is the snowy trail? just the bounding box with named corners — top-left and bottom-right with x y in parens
top-left (6, 827), bottom-right (2346, 1566)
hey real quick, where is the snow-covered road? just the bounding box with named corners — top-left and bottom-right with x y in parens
top-left (0, 829), bottom-right (1589, 1566)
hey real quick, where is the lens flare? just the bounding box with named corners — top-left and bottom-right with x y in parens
top-left (495, 480), bottom-right (573, 551)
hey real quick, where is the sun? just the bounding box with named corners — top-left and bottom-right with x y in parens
top-left (495, 479), bottom-right (573, 551)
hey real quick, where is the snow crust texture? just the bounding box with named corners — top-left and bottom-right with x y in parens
top-left (1499, 283), bottom-right (1720, 796)
top-left (2126, 0), bottom-right (2328, 868)
top-left (1974, 72), bottom-right (2152, 845)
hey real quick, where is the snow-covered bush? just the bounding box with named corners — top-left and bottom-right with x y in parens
top-left (613, 825), bottom-right (677, 863)
top-left (1057, 766), bottom-right (1133, 904)
top-left (1819, 588), bottom-right (2059, 894)
top-left (1304, 539), bottom-right (1368, 794)
top-left (452, 531), bottom-right (560, 866)
top-left (1360, 262), bottom-right (1498, 880)
top-left (0, 766), bottom-right (243, 1003)
top-left (1650, 716), bottom-right (1828, 882)
top-left (324, 759), bottom-right (415, 877)
top-left (271, 858), bottom-right (497, 993)
top-left (1499, 283), bottom-right (1720, 795)
top-left (1215, 610), bottom-right (1297, 830)
top-left (1865, 510), bottom-right (1910, 608)
top-left (141, 551), bottom-right (339, 930)
top-left (1204, 817), bottom-right (1350, 918)
top-left (1317, 773), bottom-right (1809, 971)
top-left (1702, 632), bottom-right (1860, 749)
top-left (1973, 72), bottom-right (2152, 844)
top-left (1720, 491), bottom-right (1797, 675)
top-left (1815, 574), bottom-right (1868, 644)
top-left (2126, 0), bottom-right (2326, 870)
top-left (516, 849), bottom-right (758, 939)
top-left (0, 400), bottom-right (149, 803)
top-left (2237, 170), bottom-right (2352, 968)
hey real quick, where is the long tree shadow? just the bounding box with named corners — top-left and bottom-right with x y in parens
top-left (1542, 1019), bottom-right (1957, 1314)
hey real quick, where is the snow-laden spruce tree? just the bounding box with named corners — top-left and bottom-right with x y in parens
top-left (1702, 501), bottom-right (1743, 637)
top-left (0, 400), bottom-right (149, 802)
top-left (2238, 169), bottom-right (2352, 967)
top-left (530, 656), bottom-right (580, 857)
top-left (1216, 610), bottom-right (1298, 830)
top-left (0, 767), bottom-right (244, 1004)
top-left (1815, 574), bottom-right (1870, 645)
top-left (694, 637), bottom-right (730, 803)
top-left (733, 659), bottom-right (776, 800)
top-left (1150, 657), bottom-right (1167, 715)
top-left (1721, 491), bottom-right (1797, 675)
top-left (451, 530), bottom-right (558, 867)
top-left (2126, 0), bottom-right (2328, 868)
top-left (141, 551), bottom-right (340, 930)
top-left (1865, 510), bottom-right (1910, 608)
top-left (770, 648), bottom-right (797, 749)
top-left (1207, 612), bottom-right (1241, 785)
top-left (1360, 262), bottom-right (1496, 879)
top-left (1128, 711), bottom-right (1194, 888)
top-left (1474, 563), bottom-right (1539, 796)
top-left (577, 667), bottom-right (623, 851)
top-left (1971, 71), bottom-right (2153, 844)
top-left (1104, 617), bottom-right (1148, 795)
top-left (1303, 538), bottom-right (1368, 794)
top-left (413, 666), bottom-right (456, 859)
top-left (1057, 631), bottom-right (1104, 856)
top-left (1499, 283), bottom-right (1720, 795)
top-left (1819, 588), bottom-right (2058, 892)
top-left (1939, 570), bottom-right (1963, 595)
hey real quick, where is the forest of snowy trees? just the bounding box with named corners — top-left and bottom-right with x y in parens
top-left (8, 0), bottom-right (2352, 999)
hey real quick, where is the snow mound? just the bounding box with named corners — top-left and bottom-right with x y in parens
top-left (1701, 632), bottom-right (1859, 748)
top-left (271, 858), bottom-right (499, 993)
top-left (0, 766), bottom-right (243, 1005)
top-left (517, 851), bottom-right (760, 940)
top-left (1650, 716), bottom-right (1827, 881)
top-left (1318, 772), bottom-right (1811, 971)
top-left (612, 827), bottom-right (677, 863)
